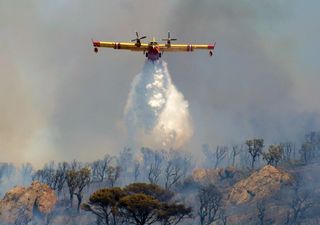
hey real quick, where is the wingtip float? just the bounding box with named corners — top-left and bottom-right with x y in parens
top-left (92, 32), bottom-right (215, 61)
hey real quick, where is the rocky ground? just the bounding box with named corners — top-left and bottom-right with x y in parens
top-left (0, 181), bottom-right (56, 224)
top-left (228, 165), bottom-right (292, 204)
top-left (0, 163), bottom-right (319, 224)
top-left (192, 163), bottom-right (320, 225)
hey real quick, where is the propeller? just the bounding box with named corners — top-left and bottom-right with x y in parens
top-left (162, 31), bottom-right (177, 45)
top-left (131, 32), bottom-right (147, 46)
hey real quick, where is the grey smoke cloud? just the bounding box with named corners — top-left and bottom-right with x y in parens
top-left (166, 0), bottom-right (320, 148)
top-left (0, 0), bottom-right (319, 165)
top-left (0, 60), bottom-right (55, 165)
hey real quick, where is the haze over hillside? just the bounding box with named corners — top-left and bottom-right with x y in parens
top-left (1, 1), bottom-right (320, 165)
top-left (1, 1), bottom-right (320, 223)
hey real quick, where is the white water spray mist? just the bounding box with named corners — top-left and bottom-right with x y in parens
top-left (124, 60), bottom-right (193, 150)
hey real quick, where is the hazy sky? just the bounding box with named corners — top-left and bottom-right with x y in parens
top-left (1, 0), bottom-right (319, 166)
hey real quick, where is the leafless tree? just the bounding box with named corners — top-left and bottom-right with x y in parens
top-left (148, 159), bottom-right (162, 185)
top-left (4, 163), bottom-right (15, 180)
top-left (32, 161), bottom-right (68, 197)
top-left (164, 161), bottom-right (183, 190)
top-left (119, 147), bottom-right (134, 179)
top-left (107, 165), bottom-right (121, 187)
top-left (0, 163), bottom-right (15, 184)
top-left (197, 184), bottom-right (223, 225)
top-left (91, 154), bottom-right (113, 183)
top-left (256, 200), bottom-right (266, 225)
top-left (308, 218), bottom-right (320, 225)
top-left (144, 149), bottom-right (165, 185)
top-left (246, 139), bottom-right (264, 169)
top-left (14, 205), bottom-right (31, 225)
top-left (304, 131), bottom-right (320, 157)
top-left (215, 146), bottom-right (228, 169)
top-left (133, 161), bottom-right (141, 182)
top-left (230, 145), bottom-right (242, 167)
top-left (54, 162), bottom-right (68, 196)
top-left (299, 142), bottom-right (314, 164)
top-left (202, 144), bottom-right (214, 168)
top-left (20, 163), bottom-right (33, 185)
top-left (70, 160), bottom-right (82, 170)
top-left (202, 145), bottom-right (228, 169)
top-left (219, 210), bottom-right (228, 225)
top-left (284, 178), bottom-right (313, 225)
top-left (32, 161), bottom-right (56, 188)
top-left (281, 142), bottom-right (295, 162)
top-left (163, 151), bottom-right (192, 190)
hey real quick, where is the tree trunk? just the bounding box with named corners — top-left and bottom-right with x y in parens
top-left (76, 193), bottom-right (82, 212)
top-left (69, 192), bottom-right (74, 208)
top-left (251, 157), bottom-right (255, 169)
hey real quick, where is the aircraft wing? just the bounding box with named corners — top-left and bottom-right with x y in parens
top-left (158, 43), bottom-right (215, 52)
top-left (92, 41), bottom-right (148, 51)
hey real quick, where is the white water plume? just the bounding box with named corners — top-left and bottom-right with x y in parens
top-left (124, 60), bottom-right (193, 149)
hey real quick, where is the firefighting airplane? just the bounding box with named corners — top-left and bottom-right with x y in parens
top-left (92, 32), bottom-right (215, 61)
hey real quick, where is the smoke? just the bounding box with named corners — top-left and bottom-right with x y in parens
top-left (1, 0), bottom-right (319, 164)
top-left (0, 60), bottom-right (57, 166)
top-left (124, 60), bottom-right (193, 149)
top-left (165, 0), bottom-right (320, 147)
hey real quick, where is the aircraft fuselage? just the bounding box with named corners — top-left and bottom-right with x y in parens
top-left (146, 45), bottom-right (161, 61)
top-left (92, 32), bottom-right (215, 61)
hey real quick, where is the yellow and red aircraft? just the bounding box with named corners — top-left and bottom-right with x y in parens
top-left (92, 32), bottom-right (215, 61)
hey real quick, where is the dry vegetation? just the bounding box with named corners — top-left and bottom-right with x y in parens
top-left (1, 132), bottom-right (320, 224)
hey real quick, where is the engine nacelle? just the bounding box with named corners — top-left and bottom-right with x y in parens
top-left (94, 47), bottom-right (98, 53)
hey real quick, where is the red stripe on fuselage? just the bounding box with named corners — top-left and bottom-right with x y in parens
top-left (93, 41), bottom-right (100, 47)
top-left (147, 46), bottom-right (160, 61)
top-left (114, 42), bottom-right (121, 49)
top-left (208, 44), bottom-right (215, 49)
top-left (187, 45), bottom-right (194, 52)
